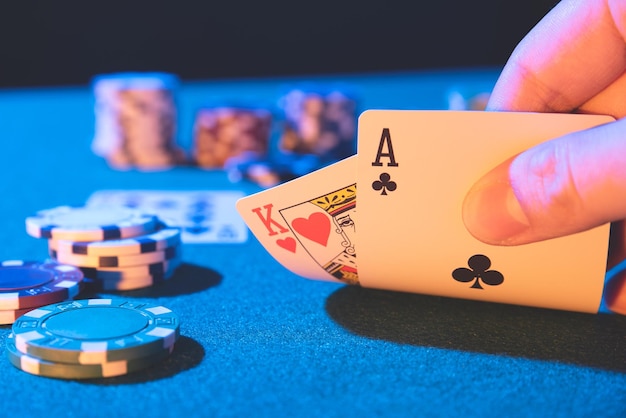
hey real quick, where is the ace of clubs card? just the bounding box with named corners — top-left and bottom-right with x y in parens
top-left (238, 111), bottom-right (614, 313)
top-left (357, 110), bottom-right (613, 313)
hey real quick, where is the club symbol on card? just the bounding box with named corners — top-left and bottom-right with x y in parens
top-left (218, 225), bottom-right (238, 239)
top-left (452, 254), bottom-right (504, 289)
top-left (156, 199), bottom-right (179, 210)
top-left (372, 173), bottom-right (397, 195)
top-left (185, 225), bottom-right (211, 235)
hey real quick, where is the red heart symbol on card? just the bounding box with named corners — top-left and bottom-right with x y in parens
top-left (292, 212), bottom-right (331, 247)
top-left (276, 237), bottom-right (296, 253)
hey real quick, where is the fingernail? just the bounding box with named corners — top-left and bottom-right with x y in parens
top-left (463, 159), bottom-right (530, 244)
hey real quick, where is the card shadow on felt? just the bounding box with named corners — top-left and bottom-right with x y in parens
top-left (325, 286), bottom-right (626, 373)
top-left (79, 336), bottom-right (205, 386)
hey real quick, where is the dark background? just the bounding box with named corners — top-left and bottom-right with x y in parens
top-left (0, 0), bottom-right (557, 88)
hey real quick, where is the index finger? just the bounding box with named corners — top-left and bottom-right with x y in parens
top-left (487, 0), bottom-right (626, 113)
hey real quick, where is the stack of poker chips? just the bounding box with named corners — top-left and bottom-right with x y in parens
top-left (0, 259), bottom-right (85, 325)
top-left (192, 105), bottom-right (272, 168)
top-left (278, 88), bottom-right (357, 162)
top-left (25, 206), bottom-right (182, 291)
top-left (225, 87), bottom-right (359, 188)
top-left (91, 72), bottom-right (187, 171)
top-left (6, 298), bottom-right (179, 379)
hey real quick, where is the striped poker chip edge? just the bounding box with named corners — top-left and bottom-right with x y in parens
top-left (50, 244), bottom-right (180, 268)
top-left (85, 273), bottom-right (172, 291)
top-left (78, 257), bottom-right (181, 280)
top-left (83, 259), bottom-right (180, 291)
top-left (12, 298), bottom-right (180, 364)
top-left (50, 227), bottom-right (181, 257)
top-left (0, 307), bottom-right (35, 325)
top-left (5, 333), bottom-right (174, 380)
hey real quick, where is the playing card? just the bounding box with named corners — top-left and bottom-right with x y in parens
top-left (86, 190), bottom-right (247, 243)
top-left (357, 111), bottom-right (614, 313)
top-left (236, 156), bottom-right (358, 283)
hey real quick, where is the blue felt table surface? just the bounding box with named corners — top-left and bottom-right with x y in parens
top-left (0, 69), bottom-right (625, 418)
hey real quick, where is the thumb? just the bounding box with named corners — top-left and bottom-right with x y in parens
top-left (462, 117), bottom-right (626, 246)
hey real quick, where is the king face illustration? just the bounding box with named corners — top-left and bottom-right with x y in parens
top-left (279, 185), bottom-right (358, 284)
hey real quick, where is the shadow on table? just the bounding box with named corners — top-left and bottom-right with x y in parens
top-left (80, 335), bottom-right (205, 385)
top-left (326, 286), bottom-right (626, 373)
top-left (84, 262), bottom-right (223, 298)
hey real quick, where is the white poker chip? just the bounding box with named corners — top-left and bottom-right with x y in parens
top-left (78, 257), bottom-right (181, 281)
top-left (86, 276), bottom-right (168, 292)
top-left (49, 226), bottom-right (181, 257)
top-left (85, 264), bottom-right (179, 291)
top-left (50, 244), bottom-right (180, 268)
top-left (26, 206), bottom-right (158, 241)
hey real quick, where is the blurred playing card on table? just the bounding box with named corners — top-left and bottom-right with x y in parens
top-left (87, 190), bottom-right (247, 243)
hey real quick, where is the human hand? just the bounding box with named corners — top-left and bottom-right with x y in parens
top-left (461, 0), bottom-right (626, 313)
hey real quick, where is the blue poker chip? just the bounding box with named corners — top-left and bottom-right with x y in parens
top-left (0, 260), bottom-right (84, 310)
top-left (26, 205), bottom-right (158, 241)
top-left (12, 298), bottom-right (180, 364)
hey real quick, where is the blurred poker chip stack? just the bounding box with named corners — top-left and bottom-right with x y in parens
top-left (192, 105), bottom-right (272, 169)
top-left (25, 206), bottom-right (182, 292)
top-left (225, 87), bottom-right (358, 188)
top-left (447, 86), bottom-right (491, 111)
top-left (278, 87), bottom-right (357, 167)
top-left (91, 72), bottom-right (187, 171)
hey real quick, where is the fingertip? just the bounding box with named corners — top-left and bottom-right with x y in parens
top-left (462, 157), bottom-right (531, 245)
